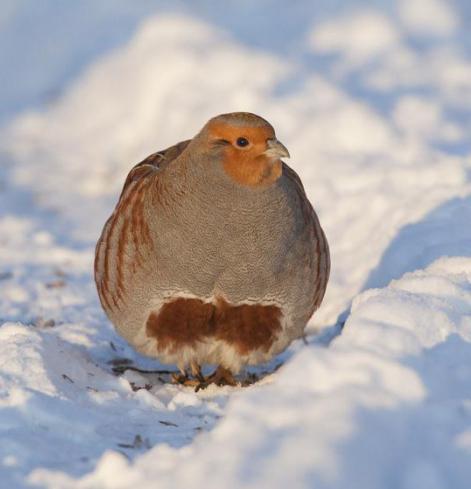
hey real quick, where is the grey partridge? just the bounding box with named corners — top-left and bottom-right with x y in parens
top-left (95, 112), bottom-right (330, 387)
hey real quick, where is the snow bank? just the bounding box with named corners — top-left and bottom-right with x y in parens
top-left (1, 1), bottom-right (471, 488)
top-left (28, 256), bottom-right (471, 488)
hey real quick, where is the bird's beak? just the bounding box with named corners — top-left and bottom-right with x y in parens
top-left (264, 138), bottom-right (290, 160)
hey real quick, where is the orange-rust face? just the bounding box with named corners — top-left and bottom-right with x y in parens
top-left (204, 114), bottom-right (290, 188)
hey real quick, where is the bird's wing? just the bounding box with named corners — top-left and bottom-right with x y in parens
top-left (95, 139), bottom-right (191, 314)
top-left (282, 162), bottom-right (330, 313)
top-left (282, 162), bottom-right (305, 194)
top-left (282, 162), bottom-right (314, 221)
top-left (118, 139), bottom-right (191, 200)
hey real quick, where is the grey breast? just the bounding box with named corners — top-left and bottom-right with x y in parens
top-left (145, 147), bottom-right (323, 325)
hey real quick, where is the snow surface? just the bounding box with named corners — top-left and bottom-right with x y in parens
top-left (1, 1), bottom-right (471, 488)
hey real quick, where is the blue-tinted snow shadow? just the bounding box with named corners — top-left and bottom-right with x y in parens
top-left (0, 332), bottom-right (227, 488)
top-left (335, 257), bottom-right (471, 482)
top-left (329, 194), bottom-right (471, 342)
top-left (310, 333), bottom-right (471, 488)
top-left (362, 195), bottom-right (471, 291)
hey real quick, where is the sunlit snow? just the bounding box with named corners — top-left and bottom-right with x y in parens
top-left (1, 1), bottom-right (471, 488)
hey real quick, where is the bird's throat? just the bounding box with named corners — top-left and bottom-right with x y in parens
top-left (222, 154), bottom-right (282, 187)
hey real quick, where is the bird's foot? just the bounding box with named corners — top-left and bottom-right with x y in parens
top-left (171, 372), bottom-right (188, 384)
top-left (172, 363), bottom-right (207, 388)
top-left (241, 372), bottom-right (259, 386)
top-left (194, 366), bottom-right (238, 392)
top-left (169, 371), bottom-right (195, 384)
top-left (171, 373), bottom-right (202, 388)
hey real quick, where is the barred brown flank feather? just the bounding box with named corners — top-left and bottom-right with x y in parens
top-left (135, 192), bottom-right (152, 247)
top-left (115, 214), bottom-right (130, 303)
top-left (107, 178), bottom-right (148, 309)
top-left (94, 237), bottom-right (101, 277)
top-left (97, 179), bottom-right (140, 311)
top-left (130, 188), bottom-right (147, 269)
top-left (130, 201), bottom-right (142, 272)
top-left (95, 140), bottom-right (191, 316)
top-left (96, 217), bottom-right (115, 311)
top-left (130, 185), bottom-right (147, 272)
top-left (102, 217), bottom-right (120, 310)
top-left (94, 237), bottom-right (105, 303)
top-left (130, 188), bottom-right (152, 272)
top-left (142, 214), bottom-right (152, 246)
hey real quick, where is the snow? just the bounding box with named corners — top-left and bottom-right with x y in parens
top-left (309, 10), bottom-right (400, 65)
top-left (1, 2), bottom-right (471, 488)
top-left (398, 0), bottom-right (460, 37)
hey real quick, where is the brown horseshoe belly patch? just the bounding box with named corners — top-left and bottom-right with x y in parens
top-left (146, 297), bottom-right (282, 355)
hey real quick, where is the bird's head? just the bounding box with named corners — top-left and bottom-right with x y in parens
top-left (200, 112), bottom-right (290, 187)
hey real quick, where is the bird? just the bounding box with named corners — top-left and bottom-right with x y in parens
top-left (94, 112), bottom-right (329, 389)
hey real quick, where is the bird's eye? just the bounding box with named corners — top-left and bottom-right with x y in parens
top-left (236, 137), bottom-right (249, 148)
